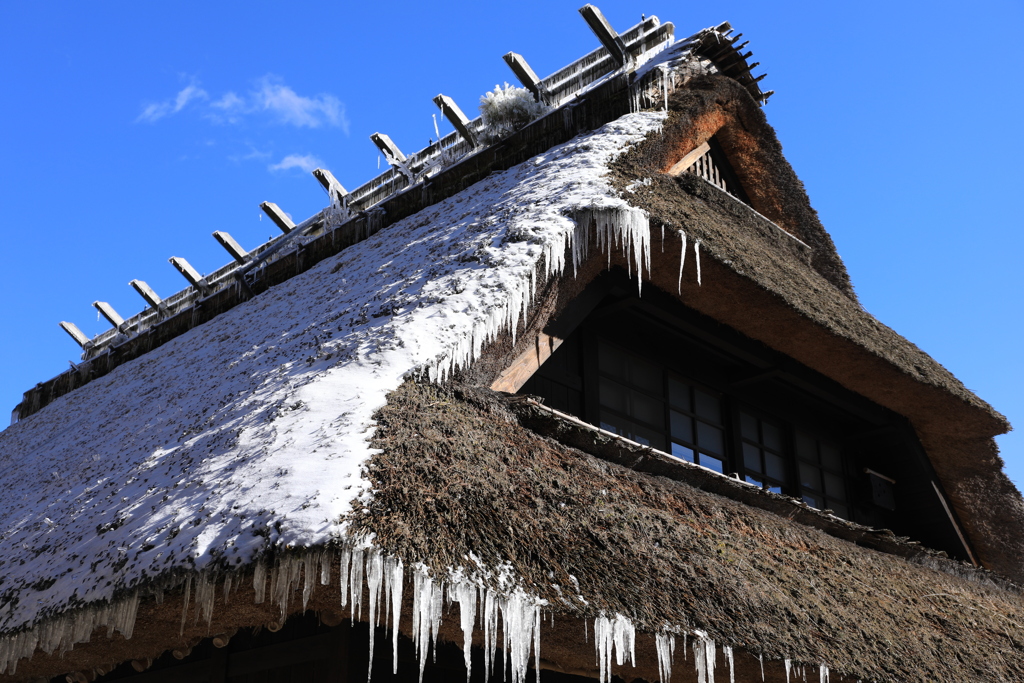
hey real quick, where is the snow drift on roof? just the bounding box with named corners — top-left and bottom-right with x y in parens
top-left (0, 111), bottom-right (667, 634)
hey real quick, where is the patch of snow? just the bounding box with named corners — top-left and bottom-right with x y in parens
top-left (0, 111), bottom-right (667, 650)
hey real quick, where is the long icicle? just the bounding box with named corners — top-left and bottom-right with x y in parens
top-left (694, 239), bottom-right (702, 286)
top-left (678, 231), bottom-right (688, 294)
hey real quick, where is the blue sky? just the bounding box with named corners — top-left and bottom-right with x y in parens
top-left (2, 0), bottom-right (1022, 489)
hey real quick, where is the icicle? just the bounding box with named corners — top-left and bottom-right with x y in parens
top-left (725, 646), bottom-right (734, 683)
top-left (655, 632), bottom-right (675, 683)
top-left (759, 654), bottom-right (764, 681)
top-left (694, 239), bottom-right (702, 286)
top-left (339, 546), bottom-right (352, 609)
top-left (678, 231), bottom-right (687, 294)
top-left (819, 665), bottom-right (829, 683)
top-left (302, 552), bottom-right (316, 611)
top-left (411, 566), bottom-right (443, 683)
top-left (366, 549), bottom-right (384, 682)
top-left (433, 114), bottom-right (441, 140)
top-left (785, 659), bottom-right (791, 683)
top-left (692, 631), bottom-right (715, 683)
top-left (351, 546), bottom-right (366, 620)
top-left (593, 614), bottom-right (635, 683)
top-left (253, 560), bottom-right (267, 604)
top-left (387, 557), bottom-right (404, 675)
top-left (660, 223), bottom-right (665, 251)
top-left (453, 578), bottom-right (477, 683)
top-left (179, 574), bottom-right (192, 635)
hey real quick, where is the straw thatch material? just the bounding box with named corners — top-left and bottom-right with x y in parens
top-left (355, 380), bottom-right (1024, 683)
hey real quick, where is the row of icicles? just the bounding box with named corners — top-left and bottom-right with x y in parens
top-left (0, 541), bottom-right (838, 682)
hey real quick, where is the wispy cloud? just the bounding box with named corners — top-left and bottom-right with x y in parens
top-left (269, 154), bottom-right (323, 173)
top-left (136, 83), bottom-right (208, 123)
top-left (253, 77), bottom-right (348, 131)
top-left (140, 75), bottom-right (349, 132)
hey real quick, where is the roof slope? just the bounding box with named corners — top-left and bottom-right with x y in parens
top-left (359, 380), bottom-right (1024, 683)
top-left (0, 112), bottom-right (667, 639)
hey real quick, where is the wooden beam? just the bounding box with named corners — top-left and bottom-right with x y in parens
top-left (59, 321), bottom-right (91, 348)
top-left (129, 279), bottom-right (164, 314)
top-left (312, 168), bottom-right (348, 201)
top-left (370, 133), bottom-right (406, 164)
top-left (491, 331), bottom-right (564, 393)
top-left (92, 301), bottom-right (125, 331)
top-left (502, 52), bottom-right (544, 101)
top-left (169, 256), bottom-right (211, 295)
top-left (433, 94), bottom-right (477, 148)
top-left (260, 201), bottom-right (296, 234)
top-left (667, 141), bottom-right (710, 176)
top-left (578, 4), bottom-right (628, 67)
top-left (212, 231), bottom-right (249, 265)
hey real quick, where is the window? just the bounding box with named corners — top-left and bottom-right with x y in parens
top-left (516, 283), bottom-right (977, 560)
top-left (739, 411), bottom-right (788, 494)
top-left (795, 432), bottom-right (849, 518)
top-left (667, 378), bottom-right (725, 473)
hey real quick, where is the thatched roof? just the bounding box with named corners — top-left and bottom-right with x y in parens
top-left (1, 24), bottom-right (1022, 682)
top-left (353, 380), bottom-right (1024, 683)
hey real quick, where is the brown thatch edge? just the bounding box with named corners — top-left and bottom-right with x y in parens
top-left (4, 382), bottom-right (1024, 683)
top-left (355, 381), bottom-right (1024, 683)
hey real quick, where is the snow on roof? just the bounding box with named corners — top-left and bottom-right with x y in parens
top-left (0, 111), bottom-right (667, 635)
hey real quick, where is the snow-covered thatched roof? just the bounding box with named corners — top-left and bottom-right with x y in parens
top-left (0, 111), bottom-right (667, 665)
top-left (2, 12), bottom-right (1023, 683)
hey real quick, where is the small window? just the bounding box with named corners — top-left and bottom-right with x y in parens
top-left (668, 378), bottom-right (726, 473)
top-left (795, 431), bottom-right (849, 519)
top-left (739, 411), bottom-right (788, 494)
top-left (597, 341), bottom-right (667, 451)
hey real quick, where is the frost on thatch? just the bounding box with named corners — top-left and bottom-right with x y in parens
top-left (478, 83), bottom-right (550, 144)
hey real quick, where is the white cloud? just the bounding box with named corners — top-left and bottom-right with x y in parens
top-left (269, 154), bottom-right (323, 173)
top-left (136, 83), bottom-right (208, 123)
top-left (252, 77), bottom-right (348, 132)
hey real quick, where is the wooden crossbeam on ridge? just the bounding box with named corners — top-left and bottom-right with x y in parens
top-left (59, 321), bottom-right (91, 349)
top-left (579, 4), bottom-right (628, 67)
top-left (502, 53), bottom-right (544, 102)
top-left (129, 280), bottom-right (164, 315)
top-left (212, 231), bottom-right (249, 265)
top-left (312, 169), bottom-right (348, 201)
top-left (92, 301), bottom-right (126, 332)
top-left (433, 95), bottom-right (476, 148)
top-left (260, 202), bottom-right (296, 234)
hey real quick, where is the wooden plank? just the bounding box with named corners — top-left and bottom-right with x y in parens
top-left (92, 301), bottom-right (125, 330)
top-left (312, 169), bottom-right (347, 202)
top-left (579, 4), bottom-right (628, 66)
top-left (260, 201), bottom-right (296, 234)
top-left (129, 279), bottom-right (164, 313)
top-left (213, 231), bottom-right (249, 265)
top-left (169, 256), bottom-right (210, 295)
top-left (433, 94), bottom-right (477, 148)
top-left (667, 141), bottom-right (710, 176)
top-left (502, 52), bottom-right (544, 101)
top-left (59, 321), bottom-right (91, 348)
top-left (491, 331), bottom-right (564, 393)
top-left (369, 133), bottom-right (406, 164)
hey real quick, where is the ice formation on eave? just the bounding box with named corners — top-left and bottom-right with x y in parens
top-left (0, 111), bottom-right (667, 641)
